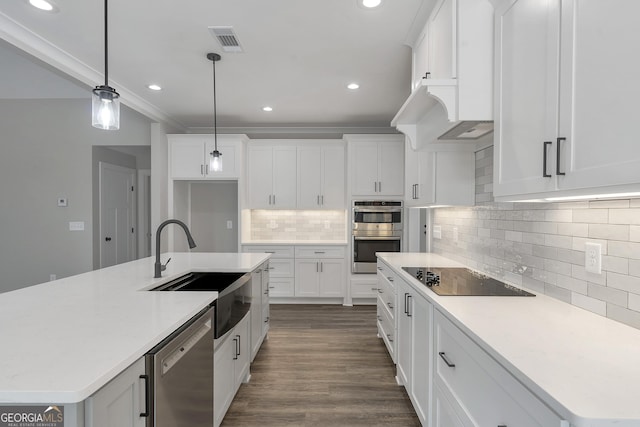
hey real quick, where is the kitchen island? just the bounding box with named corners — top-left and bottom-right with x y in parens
top-left (378, 252), bottom-right (640, 427)
top-left (0, 252), bottom-right (269, 410)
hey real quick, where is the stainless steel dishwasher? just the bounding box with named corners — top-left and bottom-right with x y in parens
top-left (142, 305), bottom-right (214, 427)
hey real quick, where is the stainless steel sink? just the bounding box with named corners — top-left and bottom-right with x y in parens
top-left (150, 272), bottom-right (246, 292)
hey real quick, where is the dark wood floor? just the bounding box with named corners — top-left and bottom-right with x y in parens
top-left (221, 304), bottom-right (420, 427)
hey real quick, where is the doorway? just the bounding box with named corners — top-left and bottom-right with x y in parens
top-left (99, 162), bottom-right (136, 268)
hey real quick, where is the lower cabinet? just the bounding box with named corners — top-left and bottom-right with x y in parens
top-left (85, 358), bottom-right (146, 427)
top-left (214, 313), bottom-right (250, 427)
top-left (433, 310), bottom-right (564, 427)
top-left (250, 262), bottom-right (270, 361)
top-left (396, 277), bottom-right (431, 425)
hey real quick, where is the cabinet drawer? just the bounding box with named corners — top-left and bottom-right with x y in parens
top-left (295, 246), bottom-right (346, 258)
top-left (377, 303), bottom-right (395, 360)
top-left (268, 278), bottom-right (295, 297)
top-left (376, 262), bottom-right (398, 292)
top-left (350, 279), bottom-right (379, 298)
top-left (434, 311), bottom-right (563, 427)
top-left (377, 283), bottom-right (395, 321)
top-left (243, 245), bottom-right (295, 258)
top-left (266, 259), bottom-right (294, 278)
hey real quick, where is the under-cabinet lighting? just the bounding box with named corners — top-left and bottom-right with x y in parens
top-left (544, 192), bottom-right (640, 202)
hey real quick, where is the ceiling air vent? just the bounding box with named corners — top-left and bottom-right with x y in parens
top-left (208, 26), bottom-right (243, 53)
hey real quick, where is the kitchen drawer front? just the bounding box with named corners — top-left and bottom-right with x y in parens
top-left (262, 305), bottom-right (270, 334)
top-left (350, 279), bottom-right (379, 298)
top-left (377, 264), bottom-right (398, 293)
top-left (377, 282), bottom-right (395, 320)
top-left (377, 302), bottom-right (395, 360)
top-left (243, 245), bottom-right (295, 258)
top-left (434, 311), bottom-right (563, 427)
top-left (295, 246), bottom-right (346, 259)
top-left (266, 259), bottom-right (295, 278)
top-left (268, 278), bottom-right (295, 297)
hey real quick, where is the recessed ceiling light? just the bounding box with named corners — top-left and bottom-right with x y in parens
top-left (347, 83), bottom-right (360, 90)
top-left (28, 0), bottom-right (58, 12)
top-left (262, 106), bottom-right (273, 112)
top-left (361, 0), bottom-right (382, 8)
top-left (147, 84), bottom-right (162, 91)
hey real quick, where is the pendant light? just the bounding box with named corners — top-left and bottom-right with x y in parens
top-left (207, 53), bottom-right (222, 172)
top-left (92, 0), bottom-right (120, 130)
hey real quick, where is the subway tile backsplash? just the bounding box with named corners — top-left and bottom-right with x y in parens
top-left (431, 145), bottom-right (640, 330)
top-left (250, 210), bottom-right (346, 241)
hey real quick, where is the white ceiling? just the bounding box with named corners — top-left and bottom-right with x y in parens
top-left (0, 0), bottom-right (434, 132)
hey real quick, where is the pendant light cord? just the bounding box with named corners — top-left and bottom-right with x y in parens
top-left (104, 0), bottom-right (109, 86)
top-left (212, 57), bottom-right (218, 151)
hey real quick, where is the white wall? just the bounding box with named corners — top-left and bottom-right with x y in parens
top-left (0, 99), bottom-right (151, 293)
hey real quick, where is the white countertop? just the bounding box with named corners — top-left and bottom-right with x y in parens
top-left (0, 252), bottom-right (269, 404)
top-left (242, 240), bottom-right (348, 245)
top-left (378, 252), bottom-right (640, 427)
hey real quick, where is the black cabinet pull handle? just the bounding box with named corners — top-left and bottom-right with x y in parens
top-left (407, 295), bottom-right (412, 317)
top-left (404, 293), bottom-right (409, 315)
top-left (556, 137), bottom-right (566, 175)
top-left (439, 352), bottom-right (455, 368)
top-left (236, 334), bottom-right (241, 357)
top-left (139, 374), bottom-right (150, 417)
top-left (543, 141), bottom-right (552, 177)
top-left (233, 337), bottom-right (238, 360)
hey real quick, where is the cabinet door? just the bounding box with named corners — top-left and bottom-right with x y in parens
top-left (85, 358), bottom-right (145, 427)
top-left (412, 28), bottom-right (430, 89)
top-left (396, 280), bottom-right (412, 387)
top-left (205, 140), bottom-right (238, 178)
top-left (297, 146), bottom-right (323, 208)
top-left (433, 384), bottom-right (471, 427)
top-left (351, 142), bottom-right (381, 196)
top-left (410, 292), bottom-right (432, 423)
top-left (428, 0), bottom-right (455, 79)
top-left (170, 140), bottom-right (205, 179)
top-left (416, 151), bottom-right (436, 205)
top-left (272, 147), bottom-right (297, 208)
top-left (493, 0), bottom-right (560, 197)
top-left (557, 0), bottom-right (640, 191)
top-left (295, 260), bottom-right (320, 296)
top-left (214, 335), bottom-right (235, 427)
top-left (247, 146), bottom-right (274, 208)
top-left (250, 269), bottom-right (263, 360)
top-left (321, 146), bottom-right (345, 209)
top-left (318, 259), bottom-right (344, 297)
top-left (404, 144), bottom-right (421, 207)
top-left (234, 315), bottom-right (250, 387)
top-left (378, 140), bottom-right (405, 196)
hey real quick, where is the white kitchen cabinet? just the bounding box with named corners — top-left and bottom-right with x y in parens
top-left (243, 245), bottom-right (295, 297)
top-left (405, 147), bottom-right (475, 207)
top-left (396, 276), bottom-right (431, 425)
top-left (214, 313), bottom-right (250, 427)
top-left (250, 262), bottom-right (269, 362)
top-left (247, 145), bottom-right (297, 208)
top-left (85, 358), bottom-right (146, 427)
top-left (297, 144), bottom-right (345, 209)
top-left (294, 246), bottom-right (345, 298)
top-left (494, 0), bottom-right (640, 200)
top-left (376, 261), bottom-right (398, 362)
top-left (346, 134), bottom-right (405, 197)
top-left (433, 310), bottom-right (564, 427)
top-left (168, 134), bottom-right (243, 179)
top-left (433, 383), bottom-right (470, 427)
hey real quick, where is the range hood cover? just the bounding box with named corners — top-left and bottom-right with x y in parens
top-left (438, 121), bottom-right (493, 141)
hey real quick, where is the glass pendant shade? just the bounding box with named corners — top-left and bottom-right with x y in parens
top-left (92, 86), bottom-right (120, 130)
top-left (210, 149), bottom-right (222, 172)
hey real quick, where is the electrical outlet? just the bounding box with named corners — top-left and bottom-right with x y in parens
top-left (269, 219), bottom-right (277, 229)
top-left (324, 220), bottom-right (330, 229)
top-left (453, 227), bottom-right (459, 242)
top-left (433, 225), bottom-right (442, 239)
top-left (585, 242), bottom-right (602, 274)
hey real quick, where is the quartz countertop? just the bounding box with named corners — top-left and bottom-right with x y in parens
top-left (0, 252), bottom-right (269, 404)
top-left (378, 252), bottom-right (640, 427)
top-left (242, 240), bottom-right (348, 245)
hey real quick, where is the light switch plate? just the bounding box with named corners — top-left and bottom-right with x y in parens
top-left (433, 225), bottom-right (442, 239)
top-left (226, 220), bottom-right (233, 229)
top-left (69, 221), bottom-right (85, 231)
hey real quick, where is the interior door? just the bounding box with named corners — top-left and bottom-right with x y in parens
top-left (100, 162), bottom-right (136, 268)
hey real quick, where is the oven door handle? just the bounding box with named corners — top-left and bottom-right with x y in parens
top-left (353, 208), bottom-right (403, 213)
top-left (354, 236), bottom-right (401, 241)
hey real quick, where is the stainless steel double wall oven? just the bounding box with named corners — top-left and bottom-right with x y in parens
top-left (352, 200), bottom-right (403, 273)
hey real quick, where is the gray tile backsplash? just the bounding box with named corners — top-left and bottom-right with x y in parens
top-left (431, 145), bottom-right (640, 329)
top-left (250, 210), bottom-right (346, 241)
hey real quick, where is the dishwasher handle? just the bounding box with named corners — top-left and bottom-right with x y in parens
top-left (161, 319), bottom-right (212, 376)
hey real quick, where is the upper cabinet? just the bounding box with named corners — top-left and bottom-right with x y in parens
top-left (247, 144), bottom-right (297, 209)
top-left (393, 0), bottom-right (494, 149)
top-left (405, 146), bottom-right (475, 208)
top-left (493, 0), bottom-right (640, 200)
top-left (169, 134), bottom-right (245, 179)
top-left (346, 134), bottom-right (405, 198)
top-left (297, 142), bottom-right (346, 209)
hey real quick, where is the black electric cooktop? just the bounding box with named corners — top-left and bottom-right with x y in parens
top-left (401, 267), bottom-right (535, 297)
